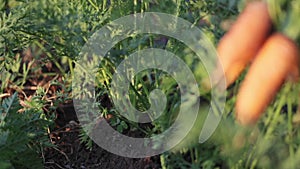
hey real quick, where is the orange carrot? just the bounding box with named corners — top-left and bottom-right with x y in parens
top-left (216, 1), bottom-right (272, 87)
top-left (235, 33), bottom-right (299, 125)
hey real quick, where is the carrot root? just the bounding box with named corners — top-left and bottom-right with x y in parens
top-left (236, 33), bottom-right (299, 125)
top-left (216, 1), bottom-right (272, 87)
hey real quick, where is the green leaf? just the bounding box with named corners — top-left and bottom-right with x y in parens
top-left (0, 160), bottom-right (12, 169)
top-left (117, 124), bottom-right (123, 133)
top-left (120, 121), bottom-right (128, 129)
top-left (2, 93), bottom-right (20, 114)
top-left (0, 130), bottom-right (9, 146)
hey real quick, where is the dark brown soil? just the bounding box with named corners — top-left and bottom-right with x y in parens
top-left (44, 113), bottom-right (160, 169)
top-left (44, 101), bottom-right (161, 169)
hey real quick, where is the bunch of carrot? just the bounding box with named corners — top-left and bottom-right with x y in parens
top-left (217, 1), bottom-right (299, 125)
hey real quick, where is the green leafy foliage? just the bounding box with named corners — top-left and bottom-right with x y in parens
top-left (0, 92), bottom-right (53, 169)
top-left (1, 0), bottom-right (300, 168)
top-left (268, 0), bottom-right (300, 42)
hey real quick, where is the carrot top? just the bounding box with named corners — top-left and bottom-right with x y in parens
top-left (267, 0), bottom-right (300, 43)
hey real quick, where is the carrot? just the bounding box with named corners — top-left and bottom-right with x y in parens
top-left (216, 1), bottom-right (272, 87)
top-left (235, 33), bottom-right (299, 125)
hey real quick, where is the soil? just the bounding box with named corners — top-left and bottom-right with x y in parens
top-left (44, 102), bottom-right (161, 169)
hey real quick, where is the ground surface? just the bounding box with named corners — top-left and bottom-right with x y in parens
top-left (44, 104), bottom-right (160, 169)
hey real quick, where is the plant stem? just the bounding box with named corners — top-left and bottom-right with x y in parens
top-left (160, 153), bottom-right (167, 169)
top-left (287, 83), bottom-right (295, 168)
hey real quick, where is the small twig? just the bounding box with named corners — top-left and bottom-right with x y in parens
top-left (8, 84), bottom-right (28, 99)
top-left (44, 161), bottom-right (65, 169)
top-left (0, 93), bottom-right (10, 98)
top-left (42, 74), bottom-right (59, 101)
top-left (22, 86), bottom-right (38, 90)
top-left (53, 147), bottom-right (70, 162)
top-left (47, 127), bottom-right (54, 144)
top-left (51, 129), bottom-right (81, 134)
top-left (40, 143), bottom-right (46, 164)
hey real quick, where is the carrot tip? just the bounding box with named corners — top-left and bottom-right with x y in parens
top-left (236, 112), bottom-right (257, 126)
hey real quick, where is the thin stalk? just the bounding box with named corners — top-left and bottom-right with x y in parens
top-left (265, 84), bottom-right (290, 139)
top-left (160, 153), bottom-right (167, 169)
top-left (287, 83), bottom-right (295, 168)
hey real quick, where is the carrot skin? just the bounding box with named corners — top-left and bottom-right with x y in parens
top-left (236, 33), bottom-right (299, 125)
top-left (217, 1), bottom-right (272, 87)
